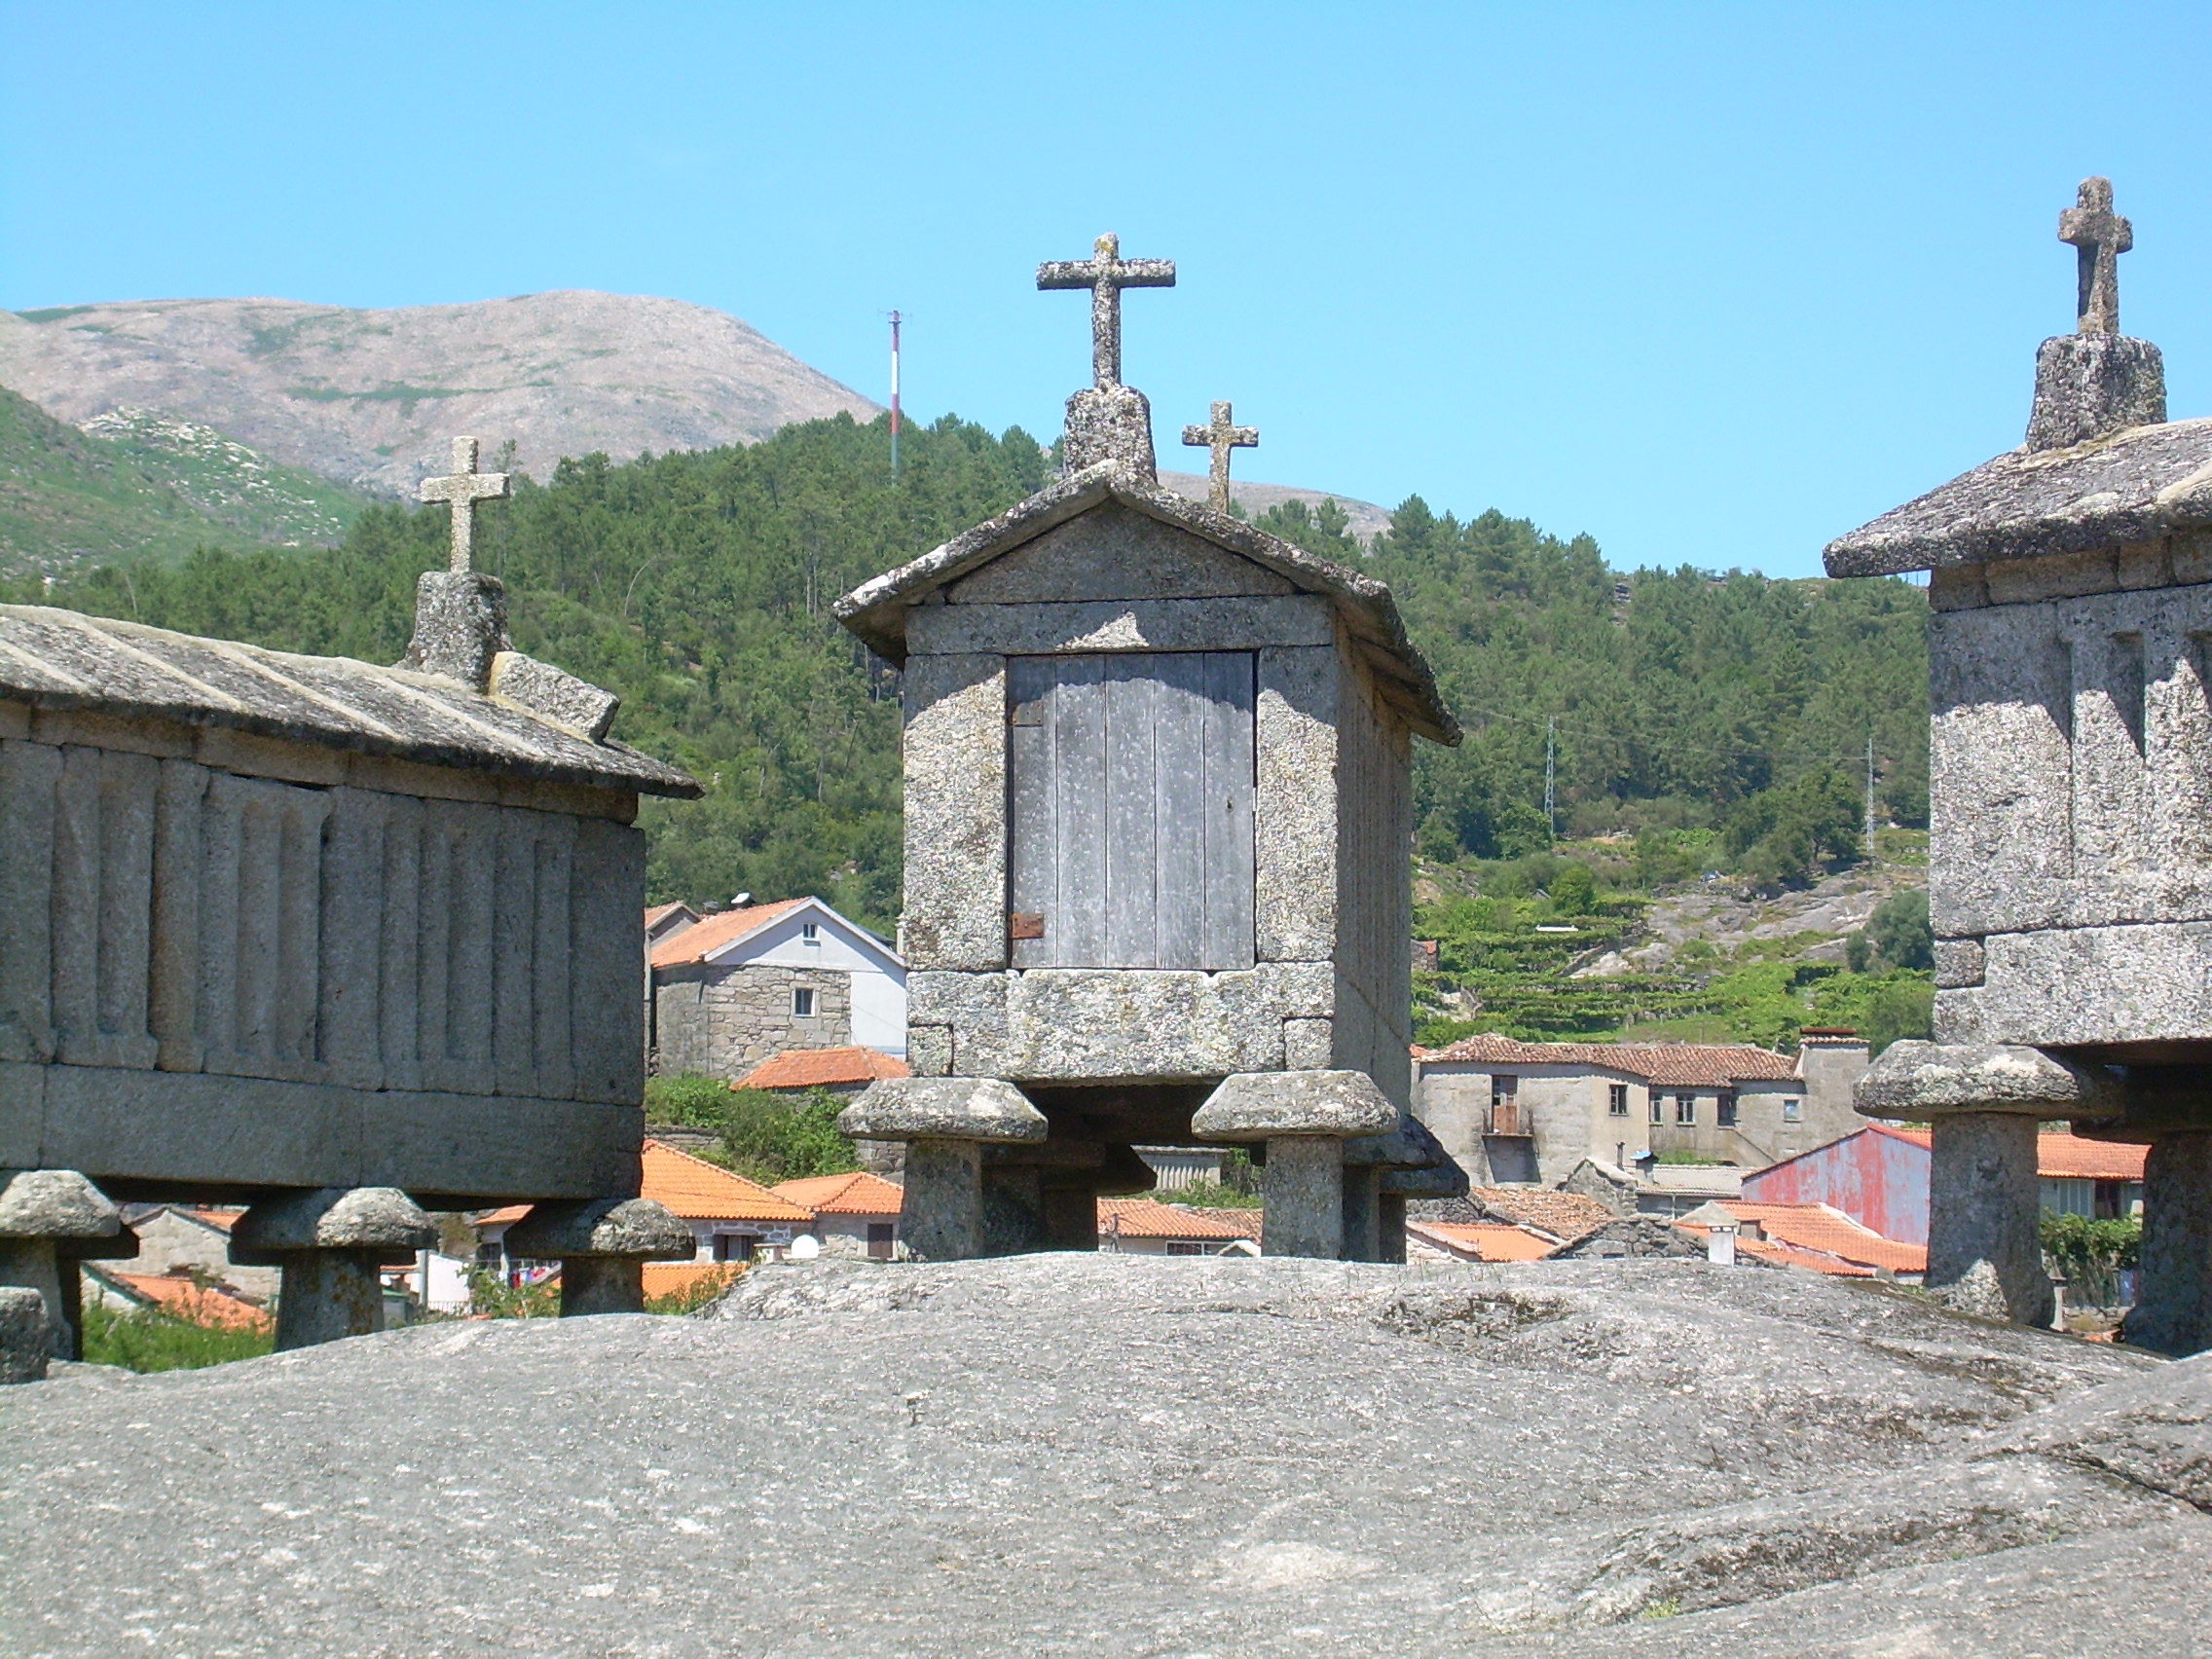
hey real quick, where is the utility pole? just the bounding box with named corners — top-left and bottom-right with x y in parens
top-left (1864, 732), bottom-right (1877, 842)
top-left (1544, 715), bottom-right (1557, 843)
top-left (888, 310), bottom-right (903, 478)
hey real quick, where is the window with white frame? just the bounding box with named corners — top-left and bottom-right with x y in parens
top-left (800, 920), bottom-right (820, 942)
top-left (1648, 1090), bottom-right (1663, 1124)
top-left (1783, 1097), bottom-right (1802, 1123)
top-left (793, 986), bottom-right (816, 1017)
top-left (1675, 1093), bottom-right (1697, 1124)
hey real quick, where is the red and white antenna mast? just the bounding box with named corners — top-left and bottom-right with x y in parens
top-left (888, 310), bottom-right (903, 477)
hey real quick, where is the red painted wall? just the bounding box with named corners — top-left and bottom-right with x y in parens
top-left (1742, 1127), bottom-right (1932, 1247)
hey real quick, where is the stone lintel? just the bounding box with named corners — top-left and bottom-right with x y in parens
top-left (1852, 1041), bottom-right (2122, 1122)
top-left (1192, 1070), bottom-right (1399, 1141)
top-left (0, 1168), bottom-right (121, 1240)
top-left (229, 1186), bottom-right (435, 1262)
top-left (502, 1197), bottom-right (693, 1262)
top-left (838, 1077), bottom-right (1048, 1144)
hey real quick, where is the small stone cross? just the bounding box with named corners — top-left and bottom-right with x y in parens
top-left (1037, 233), bottom-right (1175, 388)
top-left (2059, 176), bottom-right (2132, 337)
top-left (1181, 401), bottom-right (1259, 511)
top-left (418, 436), bottom-right (511, 572)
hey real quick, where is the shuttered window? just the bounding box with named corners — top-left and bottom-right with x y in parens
top-left (1007, 651), bottom-right (1256, 970)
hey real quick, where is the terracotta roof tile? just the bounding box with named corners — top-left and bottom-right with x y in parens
top-left (647, 900), bottom-right (809, 969)
top-left (1872, 1124), bottom-right (2146, 1181)
top-left (739, 1047), bottom-right (910, 1090)
top-left (644, 902), bottom-right (694, 931)
top-left (772, 1170), bottom-right (906, 1216)
top-left (1466, 1187), bottom-right (1616, 1243)
top-left (1719, 1200), bottom-right (1928, 1274)
top-left (93, 1268), bottom-right (273, 1331)
top-left (1679, 1224), bottom-right (1880, 1277)
top-left (640, 1139), bottom-right (815, 1223)
top-left (1406, 1221), bottom-right (1557, 1262)
top-left (1417, 1034), bottom-right (1800, 1087)
top-left (642, 1262), bottom-right (743, 1301)
top-left (1097, 1198), bottom-right (1256, 1240)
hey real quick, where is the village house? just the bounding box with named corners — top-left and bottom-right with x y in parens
top-left (1404, 1219), bottom-right (1559, 1263)
top-left (1096, 1198), bottom-right (1261, 1257)
top-left (1743, 1124), bottom-right (2147, 1249)
top-left (772, 1170), bottom-right (907, 1260)
top-left (1414, 1032), bottom-right (1870, 1186)
top-left (647, 897), bottom-right (907, 1080)
top-left (112, 1204), bottom-right (276, 1301)
top-left (478, 1139), bottom-right (815, 1269)
top-left (79, 1264), bottom-right (273, 1332)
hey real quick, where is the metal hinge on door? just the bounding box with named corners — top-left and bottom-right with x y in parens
top-left (1008, 912), bottom-right (1046, 940)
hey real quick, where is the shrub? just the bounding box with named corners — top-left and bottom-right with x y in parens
top-left (2041, 1212), bottom-right (2141, 1308)
top-left (80, 1300), bottom-right (275, 1372)
top-left (645, 1072), bottom-right (740, 1127)
top-left (1866, 888), bottom-right (1934, 972)
top-left (720, 1087), bottom-right (861, 1185)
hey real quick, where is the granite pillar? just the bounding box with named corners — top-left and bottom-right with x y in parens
top-left (0, 1169), bottom-right (125, 1366)
top-left (838, 1078), bottom-right (1050, 1262)
top-left (1262, 1138), bottom-right (1345, 1260)
top-left (901, 1138), bottom-right (988, 1262)
top-left (230, 1187), bottom-right (435, 1350)
top-left (502, 1197), bottom-right (695, 1317)
top-left (1926, 1113), bottom-right (2051, 1325)
top-left (2122, 1131), bottom-right (2212, 1356)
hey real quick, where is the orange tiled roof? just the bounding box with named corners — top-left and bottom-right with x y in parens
top-left (1875, 1125), bottom-right (2147, 1182)
top-left (647, 900), bottom-right (809, 969)
top-left (642, 1139), bottom-right (814, 1223)
top-left (1098, 1198), bottom-right (1255, 1240)
top-left (1719, 1200), bottom-right (1927, 1274)
top-left (1407, 1220), bottom-right (1558, 1262)
top-left (1416, 1034), bottom-right (1799, 1088)
top-left (772, 1169), bottom-right (906, 1215)
top-left (179, 1206), bottom-right (241, 1234)
top-left (97, 1269), bottom-right (273, 1331)
top-left (1679, 1223), bottom-right (1879, 1277)
top-left (740, 1047), bottom-right (910, 1090)
top-left (644, 901), bottom-right (693, 931)
top-left (1178, 1205), bottom-right (1264, 1239)
top-left (1467, 1187), bottom-right (1615, 1243)
top-left (642, 1262), bottom-right (743, 1301)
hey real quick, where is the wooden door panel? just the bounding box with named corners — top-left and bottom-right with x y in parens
top-left (1008, 650), bottom-right (1254, 971)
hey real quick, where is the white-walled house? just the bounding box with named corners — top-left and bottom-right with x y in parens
top-left (648, 896), bottom-right (907, 1080)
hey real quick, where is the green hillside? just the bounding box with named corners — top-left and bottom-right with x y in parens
top-left (0, 387), bottom-right (371, 576)
top-left (6, 412), bottom-right (1934, 1048)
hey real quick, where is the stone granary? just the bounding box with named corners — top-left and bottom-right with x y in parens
top-left (834, 235), bottom-right (1466, 1261)
top-left (0, 437), bottom-right (700, 1376)
top-left (1826, 178), bottom-right (2212, 1350)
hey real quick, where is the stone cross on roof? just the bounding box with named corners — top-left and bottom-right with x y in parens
top-left (2059, 176), bottom-right (2133, 337)
top-left (1037, 233), bottom-right (1175, 389)
top-left (1181, 400), bottom-right (1259, 511)
top-left (418, 436), bottom-right (511, 572)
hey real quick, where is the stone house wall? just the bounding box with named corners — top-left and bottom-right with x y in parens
top-left (651, 963), bottom-right (852, 1080)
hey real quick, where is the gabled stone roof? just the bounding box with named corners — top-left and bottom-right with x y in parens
top-left (0, 604), bottom-right (699, 797)
top-left (1824, 417), bottom-right (2212, 575)
top-left (833, 462), bottom-right (1459, 744)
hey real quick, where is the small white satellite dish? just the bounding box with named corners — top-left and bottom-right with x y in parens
top-left (789, 1234), bottom-right (822, 1261)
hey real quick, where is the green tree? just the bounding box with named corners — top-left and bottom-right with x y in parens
top-left (1866, 888), bottom-right (1934, 972)
top-left (1548, 862), bottom-right (1598, 915)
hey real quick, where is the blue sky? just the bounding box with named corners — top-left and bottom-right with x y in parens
top-left (5, 2), bottom-right (2211, 576)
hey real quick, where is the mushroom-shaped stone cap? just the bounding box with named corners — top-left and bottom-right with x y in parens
top-left (1192, 1071), bottom-right (1400, 1141)
top-left (837, 1078), bottom-right (1048, 1144)
top-left (502, 1198), bottom-right (695, 1262)
top-left (0, 1169), bottom-right (121, 1241)
top-left (1381, 1159), bottom-right (1473, 1199)
top-left (1854, 1042), bottom-right (2123, 1122)
top-left (231, 1187), bottom-right (436, 1255)
top-left (1345, 1116), bottom-right (1450, 1169)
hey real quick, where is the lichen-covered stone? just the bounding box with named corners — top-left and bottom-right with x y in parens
top-left (1380, 1157), bottom-right (1471, 1198)
top-left (2026, 334), bottom-right (2165, 451)
top-left (1193, 1070), bottom-right (1399, 1140)
top-left (1344, 1115), bottom-right (1451, 1169)
top-left (489, 651), bottom-right (620, 742)
top-left (400, 570), bottom-right (510, 690)
top-left (0, 1168), bottom-right (119, 1240)
top-left (502, 1198), bottom-right (694, 1262)
top-left (1853, 1042), bottom-right (2122, 1121)
top-left (838, 1077), bottom-right (1048, 1144)
top-left (1060, 386), bottom-right (1157, 478)
top-left (230, 1186), bottom-right (436, 1256)
top-left (0, 1283), bottom-right (47, 1383)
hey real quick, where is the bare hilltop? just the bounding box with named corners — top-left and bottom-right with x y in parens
top-left (0, 290), bottom-right (880, 498)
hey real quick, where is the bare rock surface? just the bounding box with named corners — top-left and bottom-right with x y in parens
top-left (4, 1254), bottom-right (2208, 1657)
top-left (0, 292), bottom-right (878, 498)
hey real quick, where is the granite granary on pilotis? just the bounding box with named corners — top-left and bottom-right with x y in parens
top-left (1828, 178), bottom-right (2212, 1352)
top-left (833, 235), bottom-right (1468, 1259)
top-left (0, 437), bottom-right (700, 1378)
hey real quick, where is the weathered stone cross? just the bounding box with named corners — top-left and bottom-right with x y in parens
top-left (418, 436), bottom-right (511, 572)
top-left (1037, 233), bottom-right (1175, 388)
top-left (2059, 175), bottom-right (2132, 337)
top-left (1181, 401), bottom-right (1259, 511)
